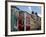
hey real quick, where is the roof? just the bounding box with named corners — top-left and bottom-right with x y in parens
top-left (11, 6), bottom-right (20, 10)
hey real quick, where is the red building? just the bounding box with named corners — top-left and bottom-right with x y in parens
top-left (18, 11), bottom-right (24, 31)
top-left (18, 11), bottom-right (31, 31)
top-left (26, 13), bottom-right (31, 31)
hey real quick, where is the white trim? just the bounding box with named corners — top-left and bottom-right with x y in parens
top-left (7, 2), bottom-right (44, 35)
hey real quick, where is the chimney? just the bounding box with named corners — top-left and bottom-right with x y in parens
top-left (35, 12), bottom-right (38, 16)
top-left (32, 11), bottom-right (34, 14)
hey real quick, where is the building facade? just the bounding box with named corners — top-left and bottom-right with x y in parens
top-left (11, 6), bottom-right (41, 31)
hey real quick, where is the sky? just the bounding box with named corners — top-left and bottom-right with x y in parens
top-left (16, 6), bottom-right (41, 15)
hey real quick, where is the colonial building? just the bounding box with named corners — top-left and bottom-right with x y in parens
top-left (11, 6), bottom-right (20, 31)
top-left (30, 11), bottom-right (41, 30)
